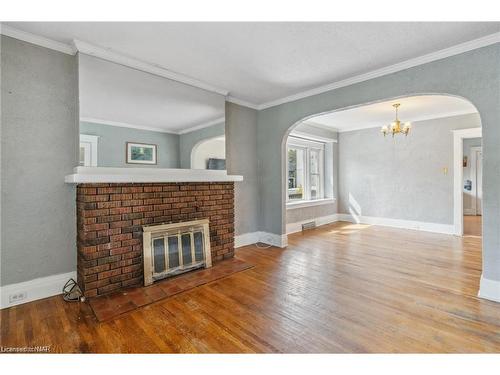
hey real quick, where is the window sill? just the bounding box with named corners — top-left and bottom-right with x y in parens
top-left (286, 198), bottom-right (336, 210)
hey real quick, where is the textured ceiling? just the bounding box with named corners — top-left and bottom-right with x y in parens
top-left (5, 22), bottom-right (500, 105)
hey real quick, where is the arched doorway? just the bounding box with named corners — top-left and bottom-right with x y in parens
top-left (251, 46), bottom-right (498, 301)
top-left (282, 94), bottom-right (481, 239)
top-left (190, 135), bottom-right (226, 169)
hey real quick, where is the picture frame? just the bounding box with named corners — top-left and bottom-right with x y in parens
top-left (126, 142), bottom-right (157, 165)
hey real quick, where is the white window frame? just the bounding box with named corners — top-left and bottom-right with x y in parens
top-left (286, 136), bottom-right (325, 205)
top-left (80, 134), bottom-right (99, 167)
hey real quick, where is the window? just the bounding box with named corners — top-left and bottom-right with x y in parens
top-left (287, 137), bottom-right (325, 202)
top-left (79, 134), bottom-right (99, 167)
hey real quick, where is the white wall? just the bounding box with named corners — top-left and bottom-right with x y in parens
top-left (191, 137), bottom-right (226, 169)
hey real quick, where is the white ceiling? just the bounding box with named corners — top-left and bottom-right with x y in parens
top-left (79, 54), bottom-right (224, 133)
top-left (304, 95), bottom-right (478, 132)
top-left (4, 22), bottom-right (500, 107)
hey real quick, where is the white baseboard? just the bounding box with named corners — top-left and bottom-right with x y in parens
top-left (286, 213), bottom-right (454, 236)
top-left (235, 232), bottom-right (261, 248)
top-left (235, 231), bottom-right (287, 248)
top-left (478, 274), bottom-right (500, 303)
top-left (260, 232), bottom-right (288, 248)
top-left (286, 214), bottom-right (340, 234)
top-left (0, 271), bottom-right (76, 309)
top-left (464, 208), bottom-right (476, 216)
top-left (337, 214), bottom-right (455, 235)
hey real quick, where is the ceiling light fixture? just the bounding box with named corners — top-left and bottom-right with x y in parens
top-left (381, 103), bottom-right (411, 137)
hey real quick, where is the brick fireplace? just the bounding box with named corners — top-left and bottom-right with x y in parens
top-left (76, 182), bottom-right (235, 298)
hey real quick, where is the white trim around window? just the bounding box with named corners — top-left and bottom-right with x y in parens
top-left (286, 198), bottom-right (336, 210)
top-left (80, 134), bottom-right (99, 167)
top-left (286, 136), bottom-right (326, 206)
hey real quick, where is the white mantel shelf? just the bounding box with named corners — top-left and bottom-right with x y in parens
top-left (65, 167), bottom-right (243, 184)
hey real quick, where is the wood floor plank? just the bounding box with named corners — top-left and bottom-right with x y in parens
top-left (1, 221), bottom-right (499, 353)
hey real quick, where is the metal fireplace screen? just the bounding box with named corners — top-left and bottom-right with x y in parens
top-left (142, 219), bottom-right (212, 286)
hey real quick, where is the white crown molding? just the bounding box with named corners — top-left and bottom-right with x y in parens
top-left (1, 24), bottom-right (229, 98)
top-left (226, 95), bottom-right (260, 110)
top-left (73, 39), bottom-right (229, 97)
top-left (177, 117), bottom-right (225, 135)
top-left (3, 24), bottom-right (498, 113)
top-left (0, 24), bottom-right (77, 55)
top-left (81, 116), bottom-right (225, 136)
top-left (80, 117), bottom-right (180, 134)
top-left (258, 32), bottom-right (500, 110)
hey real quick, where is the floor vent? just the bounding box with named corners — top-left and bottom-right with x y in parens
top-left (302, 221), bottom-right (316, 231)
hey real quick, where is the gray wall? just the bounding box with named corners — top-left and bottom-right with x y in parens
top-left (287, 202), bottom-right (337, 224)
top-left (1, 36), bottom-right (79, 285)
top-left (225, 103), bottom-right (259, 235)
top-left (179, 122), bottom-right (225, 168)
top-left (255, 43), bottom-right (500, 282)
top-left (80, 121), bottom-right (180, 168)
top-left (286, 123), bottom-right (339, 224)
top-left (463, 137), bottom-right (482, 212)
top-left (338, 113), bottom-right (480, 224)
top-left (2, 34), bottom-right (500, 291)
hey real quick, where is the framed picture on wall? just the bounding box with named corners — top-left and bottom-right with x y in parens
top-left (126, 142), bottom-right (157, 165)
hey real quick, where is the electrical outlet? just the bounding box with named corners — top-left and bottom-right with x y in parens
top-left (9, 291), bottom-right (27, 304)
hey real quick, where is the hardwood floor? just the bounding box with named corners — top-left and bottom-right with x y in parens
top-left (1, 221), bottom-right (499, 353)
top-left (464, 215), bottom-right (482, 237)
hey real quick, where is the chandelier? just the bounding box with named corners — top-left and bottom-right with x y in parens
top-left (381, 103), bottom-right (411, 137)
